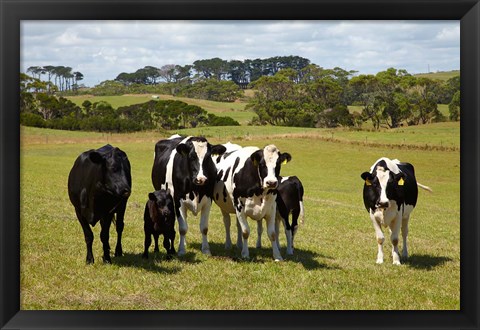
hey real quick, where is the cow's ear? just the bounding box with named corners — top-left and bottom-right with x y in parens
top-left (251, 150), bottom-right (262, 167)
top-left (176, 144), bottom-right (189, 157)
top-left (89, 152), bottom-right (104, 164)
top-left (149, 193), bottom-right (157, 201)
top-left (361, 172), bottom-right (373, 185)
top-left (279, 153), bottom-right (292, 165)
top-left (395, 172), bottom-right (406, 186)
top-left (211, 144), bottom-right (227, 156)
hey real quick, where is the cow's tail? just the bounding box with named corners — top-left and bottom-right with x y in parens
top-left (417, 182), bottom-right (433, 193)
top-left (299, 201), bottom-right (305, 225)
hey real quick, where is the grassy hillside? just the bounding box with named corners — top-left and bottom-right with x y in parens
top-left (20, 124), bottom-right (460, 310)
top-left (67, 94), bottom-right (255, 125)
top-left (414, 70), bottom-right (459, 81)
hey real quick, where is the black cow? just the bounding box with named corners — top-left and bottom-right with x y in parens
top-left (151, 135), bottom-right (226, 256)
top-left (68, 145), bottom-right (131, 264)
top-left (360, 157), bottom-right (431, 265)
top-left (255, 176), bottom-right (305, 255)
top-left (213, 145), bottom-right (292, 261)
top-left (142, 189), bottom-right (176, 260)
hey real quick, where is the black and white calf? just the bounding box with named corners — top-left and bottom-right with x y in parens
top-left (214, 145), bottom-right (292, 261)
top-left (68, 145), bottom-right (131, 264)
top-left (143, 189), bottom-right (176, 260)
top-left (151, 135), bottom-right (226, 256)
top-left (256, 176), bottom-right (305, 255)
top-left (361, 157), bottom-right (431, 265)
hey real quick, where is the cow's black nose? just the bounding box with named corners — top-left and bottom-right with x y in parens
top-left (194, 178), bottom-right (206, 185)
top-left (266, 180), bottom-right (278, 188)
top-left (122, 189), bottom-right (131, 198)
top-left (376, 201), bottom-right (389, 209)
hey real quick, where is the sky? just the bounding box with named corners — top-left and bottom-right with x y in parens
top-left (21, 20), bottom-right (460, 87)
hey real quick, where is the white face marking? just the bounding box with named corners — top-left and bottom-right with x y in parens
top-left (192, 141), bottom-right (208, 181)
top-left (263, 145), bottom-right (279, 188)
top-left (375, 166), bottom-right (390, 206)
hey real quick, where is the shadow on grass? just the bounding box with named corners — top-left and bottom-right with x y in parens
top-left (404, 254), bottom-right (453, 270)
top-left (190, 242), bottom-right (340, 270)
top-left (113, 252), bottom-right (182, 274)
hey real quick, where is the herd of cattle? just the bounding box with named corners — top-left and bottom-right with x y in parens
top-left (67, 134), bottom-right (431, 266)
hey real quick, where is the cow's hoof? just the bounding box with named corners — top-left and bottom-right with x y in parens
top-left (103, 256), bottom-right (112, 264)
top-left (376, 259), bottom-right (384, 264)
top-left (115, 249), bottom-right (123, 257)
top-left (86, 258), bottom-right (94, 265)
top-left (393, 260), bottom-right (401, 266)
top-left (142, 253), bottom-right (148, 259)
top-left (274, 257), bottom-right (283, 262)
top-left (178, 250), bottom-right (186, 257)
top-left (225, 242), bottom-right (232, 250)
top-left (202, 249), bottom-right (212, 256)
top-left (166, 254), bottom-right (174, 261)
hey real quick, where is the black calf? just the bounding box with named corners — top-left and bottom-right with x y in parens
top-left (142, 189), bottom-right (176, 260)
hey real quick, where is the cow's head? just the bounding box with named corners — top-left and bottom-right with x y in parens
top-left (90, 147), bottom-right (131, 198)
top-left (251, 145), bottom-right (292, 190)
top-left (177, 137), bottom-right (226, 186)
top-left (148, 189), bottom-right (175, 231)
top-left (361, 164), bottom-right (406, 217)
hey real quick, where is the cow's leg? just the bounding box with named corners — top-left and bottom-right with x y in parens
top-left (236, 217), bottom-right (243, 250)
top-left (199, 201), bottom-right (212, 255)
top-left (100, 215), bottom-right (113, 263)
top-left (236, 212), bottom-right (250, 259)
top-left (266, 213), bottom-right (283, 261)
top-left (153, 232), bottom-right (160, 253)
top-left (143, 231), bottom-right (152, 259)
top-left (114, 201), bottom-right (126, 257)
top-left (222, 210), bottom-right (233, 249)
top-left (390, 213), bottom-right (403, 265)
top-left (77, 210), bottom-right (94, 264)
top-left (256, 220), bottom-right (263, 248)
top-left (163, 233), bottom-right (175, 260)
top-left (291, 208), bottom-right (300, 253)
top-left (401, 214), bottom-right (410, 260)
top-left (370, 212), bottom-right (384, 264)
top-left (177, 201), bottom-right (188, 256)
top-left (282, 216), bottom-right (294, 256)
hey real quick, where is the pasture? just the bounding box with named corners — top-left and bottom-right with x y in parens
top-left (67, 94), bottom-right (255, 125)
top-left (20, 124), bottom-right (460, 310)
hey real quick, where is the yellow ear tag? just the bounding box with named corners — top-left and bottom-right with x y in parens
top-left (282, 159), bottom-right (288, 165)
top-left (365, 179), bottom-right (372, 186)
top-left (398, 178), bottom-right (405, 186)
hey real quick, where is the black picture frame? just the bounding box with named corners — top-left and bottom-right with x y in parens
top-left (1, 0), bottom-right (479, 329)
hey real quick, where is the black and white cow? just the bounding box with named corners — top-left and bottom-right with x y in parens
top-left (151, 135), bottom-right (226, 256)
top-left (254, 176), bottom-right (305, 256)
top-left (361, 157), bottom-right (432, 265)
top-left (214, 145), bottom-right (292, 261)
top-left (68, 145), bottom-right (131, 264)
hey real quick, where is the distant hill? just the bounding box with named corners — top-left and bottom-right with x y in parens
top-left (414, 70), bottom-right (459, 81)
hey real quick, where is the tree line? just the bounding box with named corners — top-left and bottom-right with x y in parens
top-left (20, 73), bottom-right (239, 133)
top-left (27, 65), bottom-right (84, 92)
top-left (114, 56), bottom-right (311, 87)
top-left (247, 66), bottom-right (460, 129)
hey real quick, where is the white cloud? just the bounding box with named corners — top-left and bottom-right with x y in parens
top-left (20, 20), bottom-right (459, 86)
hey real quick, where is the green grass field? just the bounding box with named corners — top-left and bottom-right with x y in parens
top-left (67, 94), bottom-right (255, 125)
top-left (414, 70), bottom-right (460, 81)
top-left (20, 123), bottom-right (460, 310)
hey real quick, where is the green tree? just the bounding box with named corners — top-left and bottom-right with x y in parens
top-left (449, 91), bottom-right (460, 121)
